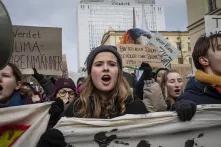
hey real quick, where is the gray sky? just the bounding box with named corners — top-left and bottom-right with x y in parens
top-left (1, 0), bottom-right (187, 72)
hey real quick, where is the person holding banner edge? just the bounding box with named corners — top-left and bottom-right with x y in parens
top-left (38, 45), bottom-right (196, 147)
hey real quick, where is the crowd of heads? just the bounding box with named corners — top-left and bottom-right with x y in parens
top-left (2, 33), bottom-right (221, 120)
top-left (0, 44), bottom-right (188, 111)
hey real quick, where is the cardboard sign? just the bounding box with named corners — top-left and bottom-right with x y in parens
top-left (117, 44), bottom-right (163, 68)
top-left (148, 33), bottom-right (180, 67)
top-left (10, 25), bottom-right (62, 75)
top-left (205, 15), bottom-right (221, 36)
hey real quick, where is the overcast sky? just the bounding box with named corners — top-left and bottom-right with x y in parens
top-left (1, 0), bottom-right (187, 72)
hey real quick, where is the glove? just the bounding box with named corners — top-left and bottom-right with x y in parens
top-left (48, 98), bottom-right (64, 128)
top-left (37, 128), bottom-right (68, 147)
top-left (32, 68), bottom-right (44, 80)
top-left (140, 62), bottom-right (152, 80)
top-left (175, 100), bottom-right (196, 121)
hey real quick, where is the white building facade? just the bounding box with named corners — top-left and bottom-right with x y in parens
top-left (77, 0), bottom-right (166, 70)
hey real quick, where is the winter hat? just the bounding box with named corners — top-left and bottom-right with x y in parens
top-left (86, 45), bottom-right (122, 74)
top-left (53, 78), bottom-right (76, 96)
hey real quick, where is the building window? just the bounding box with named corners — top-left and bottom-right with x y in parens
top-left (178, 57), bottom-right (183, 64)
top-left (189, 57), bottom-right (192, 65)
top-left (176, 42), bottom-right (181, 50)
top-left (208, 0), bottom-right (216, 12)
top-left (188, 42), bottom-right (191, 51)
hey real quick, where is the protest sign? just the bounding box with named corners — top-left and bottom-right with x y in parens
top-left (0, 103), bottom-right (51, 147)
top-left (117, 44), bottom-right (163, 68)
top-left (55, 104), bottom-right (221, 147)
top-left (148, 33), bottom-right (180, 67)
top-left (10, 25), bottom-right (62, 75)
top-left (205, 15), bottom-right (221, 36)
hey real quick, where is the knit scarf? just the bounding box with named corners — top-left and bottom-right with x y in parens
top-left (195, 70), bottom-right (221, 93)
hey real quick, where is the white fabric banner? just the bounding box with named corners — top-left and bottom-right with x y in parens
top-left (55, 104), bottom-right (221, 147)
top-left (0, 102), bottom-right (51, 147)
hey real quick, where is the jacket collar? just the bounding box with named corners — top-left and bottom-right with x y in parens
top-left (0, 91), bottom-right (25, 108)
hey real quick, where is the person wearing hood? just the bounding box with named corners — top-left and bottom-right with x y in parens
top-left (179, 33), bottom-right (221, 104)
top-left (0, 63), bottom-right (25, 108)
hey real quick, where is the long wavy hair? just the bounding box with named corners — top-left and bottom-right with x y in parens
top-left (74, 69), bottom-right (132, 118)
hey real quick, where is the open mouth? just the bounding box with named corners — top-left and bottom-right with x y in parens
top-left (174, 89), bottom-right (181, 93)
top-left (101, 75), bottom-right (111, 82)
top-left (0, 85), bottom-right (3, 91)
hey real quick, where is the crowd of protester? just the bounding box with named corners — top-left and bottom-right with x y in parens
top-left (0, 33), bottom-right (221, 146)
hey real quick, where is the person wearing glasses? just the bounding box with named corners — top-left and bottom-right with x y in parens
top-left (51, 78), bottom-right (77, 105)
top-left (47, 78), bottom-right (77, 128)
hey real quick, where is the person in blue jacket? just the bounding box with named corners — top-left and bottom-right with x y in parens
top-left (0, 63), bottom-right (25, 108)
top-left (179, 33), bottom-right (221, 104)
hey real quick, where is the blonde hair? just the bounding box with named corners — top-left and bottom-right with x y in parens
top-left (74, 70), bottom-right (132, 118)
top-left (160, 69), bottom-right (179, 99)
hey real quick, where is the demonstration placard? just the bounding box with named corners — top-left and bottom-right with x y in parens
top-left (205, 15), bottom-right (221, 36)
top-left (148, 33), bottom-right (180, 67)
top-left (117, 44), bottom-right (163, 68)
top-left (10, 25), bottom-right (62, 75)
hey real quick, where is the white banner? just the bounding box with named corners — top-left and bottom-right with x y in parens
top-left (55, 104), bottom-right (221, 147)
top-left (10, 25), bottom-right (62, 75)
top-left (0, 103), bottom-right (51, 147)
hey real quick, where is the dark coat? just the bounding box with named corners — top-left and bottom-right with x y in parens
top-left (63, 96), bottom-right (148, 118)
top-left (0, 91), bottom-right (26, 108)
top-left (178, 77), bottom-right (221, 104)
top-left (134, 78), bottom-right (144, 100)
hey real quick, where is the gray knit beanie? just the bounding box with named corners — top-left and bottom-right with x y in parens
top-left (86, 45), bottom-right (122, 74)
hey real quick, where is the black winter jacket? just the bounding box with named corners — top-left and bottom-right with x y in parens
top-left (63, 96), bottom-right (148, 118)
